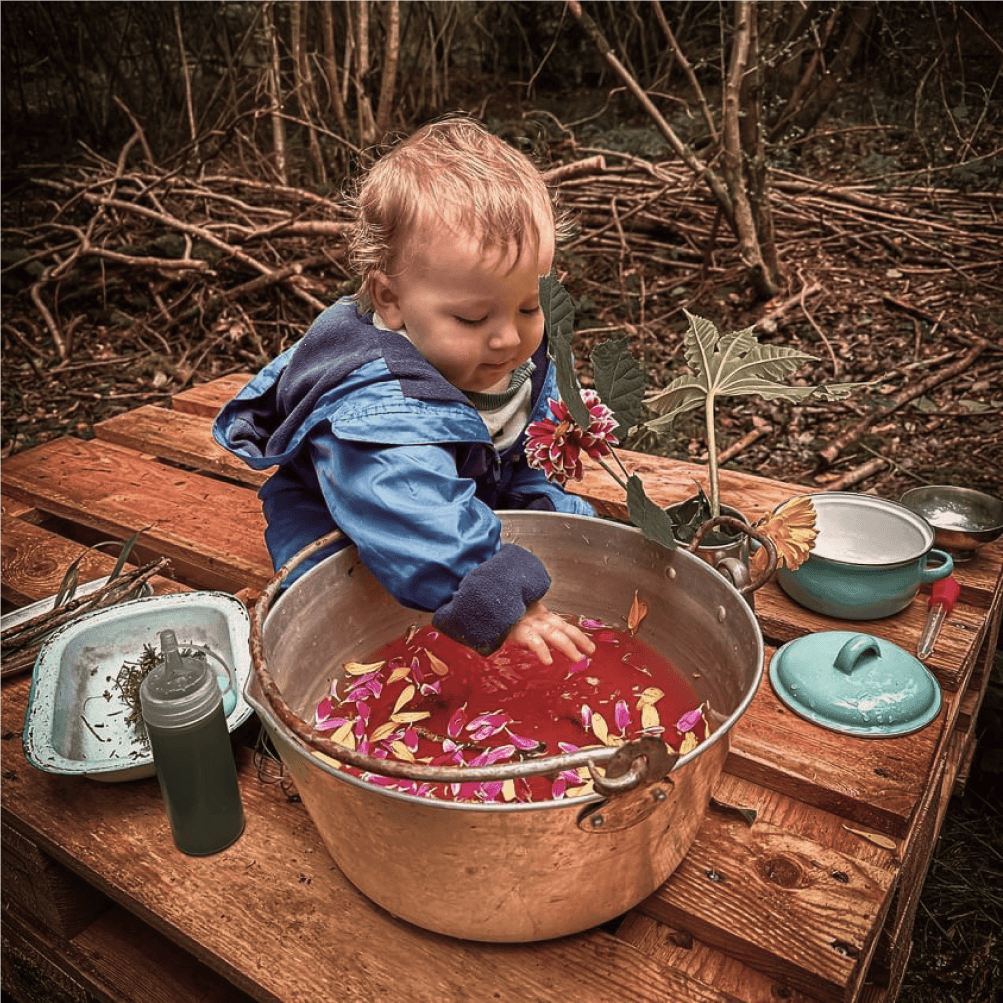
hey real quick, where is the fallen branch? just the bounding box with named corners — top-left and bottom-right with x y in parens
top-left (1, 558), bottom-right (170, 679)
top-left (818, 456), bottom-right (890, 491)
top-left (819, 338), bottom-right (988, 466)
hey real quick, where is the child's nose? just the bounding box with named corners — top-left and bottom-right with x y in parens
top-left (489, 320), bottom-right (521, 352)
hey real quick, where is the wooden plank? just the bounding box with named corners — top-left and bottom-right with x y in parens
top-left (1, 822), bottom-right (110, 940)
top-left (618, 773), bottom-right (902, 1003)
top-left (0, 674), bottom-right (747, 1003)
top-left (868, 741), bottom-right (954, 989)
top-left (171, 374), bottom-right (252, 418)
top-left (1, 437), bottom-right (272, 594)
top-left (637, 816), bottom-right (896, 1003)
top-left (2, 494), bottom-right (40, 521)
top-left (95, 407), bottom-right (266, 489)
top-left (1, 515), bottom-right (182, 607)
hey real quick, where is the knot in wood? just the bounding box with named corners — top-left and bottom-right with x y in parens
top-left (759, 854), bottom-right (805, 889)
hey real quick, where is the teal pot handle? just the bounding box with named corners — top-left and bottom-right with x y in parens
top-left (920, 549), bottom-right (953, 584)
top-left (834, 634), bottom-right (881, 676)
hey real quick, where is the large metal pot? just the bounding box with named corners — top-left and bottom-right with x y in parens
top-left (246, 512), bottom-right (763, 941)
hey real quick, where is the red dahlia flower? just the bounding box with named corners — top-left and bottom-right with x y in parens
top-left (525, 391), bottom-right (618, 485)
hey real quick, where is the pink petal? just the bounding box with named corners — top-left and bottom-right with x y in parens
top-left (677, 708), bottom-right (703, 733)
top-left (404, 726), bottom-right (419, 752)
top-left (467, 711), bottom-right (506, 732)
top-left (469, 744), bottom-right (515, 767)
top-left (580, 618), bottom-right (604, 631)
top-left (447, 704), bottom-right (468, 739)
top-left (480, 781), bottom-right (504, 801)
top-left (551, 777), bottom-right (567, 799)
top-left (315, 696), bottom-right (335, 722)
top-left (315, 716), bottom-right (350, 732)
top-left (558, 741), bottom-right (580, 754)
top-left (507, 729), bottom-right (540, 751)
top-left (615, 699), bottom-right (631, 732)
top-left (581, 704), bottom-right (593, 729)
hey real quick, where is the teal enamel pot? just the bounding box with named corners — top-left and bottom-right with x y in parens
top-left (776, 493), bottom-right (953, 620)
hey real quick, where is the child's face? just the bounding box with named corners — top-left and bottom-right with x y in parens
top-left (372, 220), bottom-right (555, 393)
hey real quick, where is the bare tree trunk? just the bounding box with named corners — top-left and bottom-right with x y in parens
top-left (721, 0), bottom-right (780, 298)
top-left (353, 0), bottom-right (377, 145)
top-left (291, 0), bottom-right (326, 184)
top-left (262, 1), bottom-right (288, 185)
top-left (320, 1), bottom-right (351, 139)
top-left (374, 0), bottom-right (400, 141)
top-left (173, 2), bottom-right (200, 164)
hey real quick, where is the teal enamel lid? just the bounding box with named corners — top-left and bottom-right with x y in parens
top-left (769, 631), bottom-right (941, 737)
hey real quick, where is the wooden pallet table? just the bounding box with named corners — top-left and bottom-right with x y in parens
top-left (3, 375), bottom-right (1000, 1003)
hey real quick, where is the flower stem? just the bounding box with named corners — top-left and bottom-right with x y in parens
top-left (705, 392), bottom-right (721, 518)
top-left (597, 455), bottom-right (629, 491)
top-left (610, 446), bottom-right (632, 483)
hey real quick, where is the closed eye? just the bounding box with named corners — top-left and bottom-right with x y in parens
top-left (455, 315), bottom-right (488, 326)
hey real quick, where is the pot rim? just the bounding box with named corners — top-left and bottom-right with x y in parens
top-left (785, 491), bottom-right (935, 566)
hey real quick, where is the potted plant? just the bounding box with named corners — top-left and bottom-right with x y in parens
top-left (530, 275), bottom-right (869, 580)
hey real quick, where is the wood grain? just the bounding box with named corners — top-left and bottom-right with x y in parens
top-left (1, 437), bottom-right (272, 593)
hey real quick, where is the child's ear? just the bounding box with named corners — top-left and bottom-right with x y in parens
top-left (370, 273), bottom-right (404, 329)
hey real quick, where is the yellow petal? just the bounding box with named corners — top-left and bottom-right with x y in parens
top-left (344, 660), bottom-right (385, 676)
top-left (755, 495), bottom-right (818, 571)
top-left (392, 684), bottom-right (416, 716)
top-left (390, 740), bottom-right (416, 762)
top-left (424, 649), bottom-right (450, 676)
top-left (627, 590), bottom-right (648, 635)
top-left (369, 721), bottom-right (399, 743)
top-left (679, 731), bottom-right (699, 755)
top-left (641, 703), bottom-right (661, 730)
top-left (636, 686), bottom-right (664, 709)
top-left (387, 664), bottom-right (411, 685)
top-left (591, 711), bottom-right (610, 745)
top-left (331, 719), bottom-right (356, 749)
top-left (391, 711), bottom-right (431, 724)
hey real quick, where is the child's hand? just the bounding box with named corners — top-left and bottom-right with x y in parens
top-left (508, 602), bottom-right (596, 666)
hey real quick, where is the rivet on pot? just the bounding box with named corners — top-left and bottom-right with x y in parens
top-left (665, 566), bottom-right (677, 580)
top-left (652, 788), bottom-right (667, 803)
top-left (590, 814), bottom-right (605, 829)
top-left (717, 606), bottom-right (727, 623)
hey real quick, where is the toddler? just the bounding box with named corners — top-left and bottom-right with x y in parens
top-left (214, 118), bottom-right (595, 664)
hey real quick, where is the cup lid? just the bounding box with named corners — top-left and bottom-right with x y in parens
top-left (768, 631), bottom-right (941, 737)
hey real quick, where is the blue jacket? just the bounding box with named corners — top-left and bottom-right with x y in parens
top-left (213, 298), bottom-right (593, 653)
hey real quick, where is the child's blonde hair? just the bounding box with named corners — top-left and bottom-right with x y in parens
top-left (349, 117), bottom-right (570, 312)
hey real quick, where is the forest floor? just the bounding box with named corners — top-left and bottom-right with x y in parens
top-left (1, 93), bottom-right (1001, 1002)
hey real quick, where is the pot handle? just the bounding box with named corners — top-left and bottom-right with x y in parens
top-left (921, 549), bottom-right (954, 584)
top-left (689, 516), bottom-right (778, 595)
top-left (834, 634), bottom-right (882, 676)
top-left (249, 530), bottom-right (671, 789)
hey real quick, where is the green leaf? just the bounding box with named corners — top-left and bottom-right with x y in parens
top-left (646, 312), bottom-right (869, 411)
top-left (53, 556), bottom-right (83, 608)
top-left (591, 338), bottom-right (646, 441)
top-left (626, 475), bottom-right (678, 550)
top-left (108, 531), bottom-right (140, 583)
top-left (541, 272), bottom-right (590, 429)
top-left (644, 374), bottom-right (708, 429)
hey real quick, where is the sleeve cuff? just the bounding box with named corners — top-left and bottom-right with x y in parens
top-left (432, 544), bottom-right (551, 655)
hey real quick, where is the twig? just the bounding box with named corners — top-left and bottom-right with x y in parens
top-left (822, 457), bottom-right (890, 491)
top-left (716, 425), bottom-right (770, 465)
top-left (819, 338), bottom-right (987, 466)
